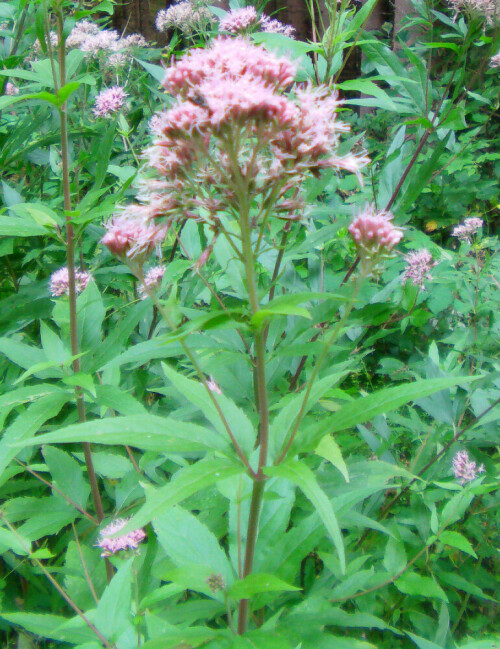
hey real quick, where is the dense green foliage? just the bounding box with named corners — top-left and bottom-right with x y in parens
top-left (0, 1), bottom-right (498, 648)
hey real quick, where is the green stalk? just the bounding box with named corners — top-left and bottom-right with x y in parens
top-left (53, 6), bottom-right (107, 538)
top-left (236, 191), bottom-right (270, 635)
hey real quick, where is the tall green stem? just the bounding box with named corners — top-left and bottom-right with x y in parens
top-left (54, 7), bottom-right (106, 531)
top-left (236, 196), bottom-right (270, 635)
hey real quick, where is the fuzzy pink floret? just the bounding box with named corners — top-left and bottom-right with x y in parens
top-left (101, 211), bottom-right (166, 261)
top-left (5, 82), bottom-right (19, 96)
top-left (93, 86), bottom-right (127, 118)
top-left (97, 518), bottom-right (146, 557)
top-left (139, 265), bottom-right (166, 298)
top-left (402, 249), bottom-right (438, 289)
top-left (348, 205), bottom-right (403, 254)
top-left (451, 217), bottom-right (483, 243)
top-left (219, 7), bottom-right (259, 33)
top-left (452, 450), bottom-right (485, 485)
top-left (49, 267), bottom-right (90, 297)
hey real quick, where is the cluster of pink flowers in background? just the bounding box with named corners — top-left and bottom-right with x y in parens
top-left (491, 51), bottom-right (500, 67)
top-left (155, 0), bottom-right (215, 34)
top-left (402, 249), bottom-right (438, 289)
top-left (34, 20), bottom-right (147, 69)
top-left (49, 267), bottom-right (91, 297)
top-left (451, 217), bottom-right (483, 243)
top-left (219, 7), bottom-right (295, 38)
top-left (452, 450), bottom-right (485, 484)
top-left (5, 82), bottom-right (18, 96)
top-left (93, 86), bottom-right (127, 118)
top-left (97, 518), bottom-right (146, 557)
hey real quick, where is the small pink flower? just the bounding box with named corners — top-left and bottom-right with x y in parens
top-left (259, 14), bottom-right (295, 38)
top-left (402, 249), bottom-right (438, 289)
top-left (491, 51), bottom-right (500, 67)
top-left (49, 267), bottom-right (90, 297)
top-left (220, 7), bottom-right (259, 33)
top-left (452, 450), bottom-right (485, 485)
top-left (93, 86), bottom-right (127, 118)
top-left (5, 82), bottom-right (18, 96)
top-left (206, 376), bottom-right (222, 394)
top-left (101, 210), bottom-right (167, 263)
top-left (139, 265), bottom-right (166, 298)
top-left (451, 217), bottom-right (483, 243)
top-left (97, 518), bottom-right (146, 557)
top-left (348, 205), bottom-right (403, 254)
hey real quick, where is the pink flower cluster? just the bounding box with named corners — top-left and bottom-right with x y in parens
top-left (491, 51), bottom-right (500, 67)
top-left (219, 7), bottom-right (295, 38)
top-left (139, 265), bottom-right (166, 298)
top-left (93, 86), bottom-right (127, 118)
top-left (452, 450), bottom-right (485, 485)
top-left (156, 1), bottom-right (215, 34)
top-left (97, 518), bottom-right (146, 557)
top-left (105, 37), bottom-right (369, 265)
top-left (349, 205), bottom-right (403, 253)
top-left (402, 249), bottom-right (438, 289)
top-left (101, 209), bottom-right (167, 265)
top-left (49, 267), bottom-right (91, 297)
top-left (451, 217), bottom-right (483, 243)
top-left (5, 82), bottom-right (18, 96)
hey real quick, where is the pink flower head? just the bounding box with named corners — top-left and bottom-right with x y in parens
top-left (93, 86), bottom-right (127, 118)
top-left (66, 20), bottom-right (100, 48)
top-left (5, 81), bottom-right (18, 96)
top-left (139, 264), bottom-right (166, 298)
top-left (206, 376), bottom-right (222, 394)
top-left (452, 450), bottom-right (485, 485)
top-left (220, 7), bottom-right (259, 33)
top-left (260, 14), bottom-right (296, 38)
top-left (155, 1), bottom-right (215, 34)
top-left (402, 249), bottom-right (438, 289)
top-left (97, 518), bottom-right (146, 557)
top-left (163, 37), bottom-right (296, 95)
top-left (49, 267), bottom-right (91, 297)
top-left (348, 205), bottom-right (403, 254)
top-left (101, 210), bottom-right (167, 263)
top-left (451, 217), bottom-right (483, 243)
top-left (491, 51), bottom-right (500, 67)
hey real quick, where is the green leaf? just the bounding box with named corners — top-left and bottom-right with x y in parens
top-left (123, 457), bottom-right (245, 532)
top-left (395, 572), bottom-right (448, 601)
top-left (315, 435), bottom-right (349, 482)
top-left (228, 573), bottom-right (300, 601)
top-left (407, 632), bottom-right (445, 649)
top-left (300, 376), bottom-right (481, 452)
top-left (0, 613), bottom-right (94, 644)
top-left (383, 537), bottom-right (407, 575)
top-left (0, 527), bottom-right (31, 555)
top-left (154, 506), bottom-right (233, 586)
top-left (251, 292), bottom-right (346, 329)
top-left (42, 446), bottom-right (90, 509)
top-left (162, 363), bottom-right (255, 455)
top-left (434, 531), bottom-right (477, 558)
top-left (57, 81), bottom-right (81, 104)
top-left (438, 571), bottom-right (496, 602)
top-left (141, 626), bottom-right (222, 649)
top-left (95, 558), bottom-right (133, 642)
top-left (0, 393), bottom-right (69, 477)
top-left (16, 414), bottom-right (230, 453)
top-left (265, 460), bottom-right (345, 574)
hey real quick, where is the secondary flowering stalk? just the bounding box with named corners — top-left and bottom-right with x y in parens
top-left (49, 6), bottom-right (107, 555)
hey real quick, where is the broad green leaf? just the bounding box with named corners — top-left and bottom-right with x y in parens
top-left (141, 626), bottom-right (223, 649)
top-left (0, 613), bottom-right (94, 644)
top-left (123, 457), bottom-right (245, 532)
top-left (42, 446), bottom-right (90, 509)
top-left (434, 531), bottom-right (477, 558)
top-left (395, 572), bottom-right (448, 602)
top-left (297, 376), bottom-right (481, 453)
top-left (0, 393), bottom-right (69, 477)
top-left (17, 414), bottom-right (230, 453)
top-left (0, 527), bottom-right (31, 555)
top-left (154, 506), bottom-right (233, 586)
top-left (95, 558), bottom-right (133, 642)
top-left (0, 385), bottom-right (64, 429)
top-left (265, 460), bottom-right (345, 574)
top-left (229, 630), bottom-right (294, 648)
top-left (383, 537), bottom-right (407, 575)
top-left (407, 632), bottom-right (445, 649)
top-left (438, 571), bottom-right (496, 602)
top-left (162, 363), bottom-right (255, 455)
top-left (228, 573), bottom-right (300, 600)
top-left (315, 435), bottom-right (349, 482)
